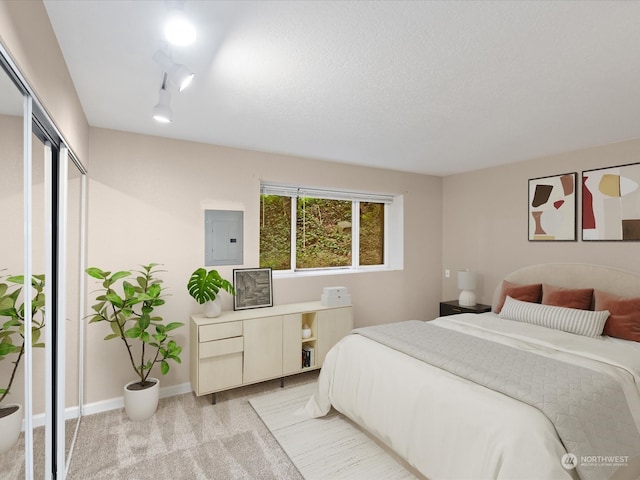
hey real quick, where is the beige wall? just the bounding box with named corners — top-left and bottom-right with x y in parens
top-left (85, 127), bottom-right (443, 403)
top-left (0, 0), bottom-right (89, 163)
top-left (442, 138), bottom-right (640, 306)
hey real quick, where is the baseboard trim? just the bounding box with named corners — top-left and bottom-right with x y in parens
top-left (82, 381), bottom-right (192, 417)
top-left (25, 381), bottom-right (193, 429)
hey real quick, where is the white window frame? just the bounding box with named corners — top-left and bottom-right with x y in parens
top-left (260, 182), bottom-right (403, 277)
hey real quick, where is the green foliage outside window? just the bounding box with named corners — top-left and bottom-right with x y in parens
top-left (296, 197), bottom-right (352, 269)
top-left (359, 202), bottom-right (385, 265)
top-left (260, 195), bottom-right (291, 270)
top-left (259, 194), bottom-right (384, 270)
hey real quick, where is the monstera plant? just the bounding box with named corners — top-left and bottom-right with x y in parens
top-left (187, 268), bottom-right (235, 317)
top-left (0, 273), bottom-right (45, 453)
top-left (86, 263), bottom-right (183, 420)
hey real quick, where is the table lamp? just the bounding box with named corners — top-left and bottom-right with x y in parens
top-left (457, 270), bottom-right (477, 306)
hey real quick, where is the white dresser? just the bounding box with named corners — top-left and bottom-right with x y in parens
top-left (189, 301), bottom-right (353, 401)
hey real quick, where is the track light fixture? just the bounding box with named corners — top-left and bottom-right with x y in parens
top-left (151, 1), bottom-right (197, 122)
top-left (153, 50), bottom-right (194, 92)
top-left (152, 74), bottom-right (172, 123)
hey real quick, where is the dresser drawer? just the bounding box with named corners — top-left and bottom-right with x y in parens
top-left (199, 321), bottom-right (242, 342)
top-left (199, 336), bottom-right (244, 359)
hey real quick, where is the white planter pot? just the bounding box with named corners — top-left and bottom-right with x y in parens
top-left (0, 403), bottom-right (22, 454)
top-left (123, 378), bottom-right (159, 421)
top-left (204, 296), bottom-right (222, 318)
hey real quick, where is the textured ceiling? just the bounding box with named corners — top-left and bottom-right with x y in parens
top-left (43, 0), bottom-right (640, 176)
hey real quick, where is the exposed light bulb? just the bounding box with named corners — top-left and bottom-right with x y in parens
top-left (164, 10), bottom-right (196, 46)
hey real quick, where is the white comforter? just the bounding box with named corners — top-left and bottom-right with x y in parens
top-left (303, 313), bottom-right (640, 480)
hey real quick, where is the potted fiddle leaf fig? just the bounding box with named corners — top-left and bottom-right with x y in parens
top-left (187, 268), bottom-right (235, 318)
top-left (86, 263), bottom-right (183, 421)
top-left (0, 273), bottom-right (45, 454)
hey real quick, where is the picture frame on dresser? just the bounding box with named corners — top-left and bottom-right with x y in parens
top-left (528, 172), bottom-right (577, 241)
top-left (233, 267), bottom-right (273, 310)
top-left (582, 162), bottom-right (640, 241)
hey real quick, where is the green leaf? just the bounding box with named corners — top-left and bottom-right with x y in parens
top-left (88, 315), bottom-right (104, 324)
top-left (138, 315), bottom-right (151, 331)
top-left (153, 333), bottom-right (167, 343)
top-left (103, 333), bottom-right (119, 341)
top-left (122, 281), bottom-right (135, 298)
top-left (160, 360), bottom-right (169, 375)
top-left (86, 267), bottom-right (107, 279)
top-left (0, 342), bottom-right (18, 356)
top-left (109, 271), bottom-right (131, 283)
top-left (147, 283), bottom-right (162, 298)
top-left (105, 293), bottom-right (124, 308)
top-left (124, 326), bottom-right (142, 338)
top-left (164, 322), bottom-right (184, 332)
top-left (3, 319), bottom-right (20, 330)
top-left (110, 321), bottom-right (121, 336)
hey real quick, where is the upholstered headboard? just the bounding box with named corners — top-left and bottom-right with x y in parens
top-left (491, 263), bottom-right (640, 312)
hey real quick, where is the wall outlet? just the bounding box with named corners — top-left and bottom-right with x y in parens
top-left (445, 269), bottom-right (450, 278)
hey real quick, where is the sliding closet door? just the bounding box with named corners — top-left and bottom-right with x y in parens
top-left (58, 147), bottom-right (86, 478)
top-left (0, 58), bottom-right (29, 478)
top-left (1, 47), bottom-right (87, 480)
top-left (59, 152), bottom-right (86, 476)
top-left (43, 122), bottom-right (87, 480)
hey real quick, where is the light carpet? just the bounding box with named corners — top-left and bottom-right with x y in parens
top-left (249, 382), bottom-right (422, 480)
top-left (63, 376), bottom-right (312, 480)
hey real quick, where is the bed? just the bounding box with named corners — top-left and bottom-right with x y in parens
top-left (302, 264), bottom-right (640, 480)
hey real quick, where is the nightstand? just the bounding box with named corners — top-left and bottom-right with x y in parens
top-left (439, 300), bottom-right (492, 317)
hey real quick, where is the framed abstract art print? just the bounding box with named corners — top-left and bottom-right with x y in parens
top-left (582, 162), bottom-right (640, 241)
top-left (528, 172), bottom-right (577, 241)
top-left (233, 267), bottom-right (273, 310)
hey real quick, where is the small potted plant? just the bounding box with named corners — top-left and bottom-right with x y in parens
top-left (0, 273), bottom-right (45, 453)
top-left (187, 268), bottom-right (235, 317)
top-left (86, 263), bottom-right (183, 421)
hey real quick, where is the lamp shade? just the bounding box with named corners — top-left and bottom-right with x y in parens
top-left (457, 270), bottom-right (476, 291)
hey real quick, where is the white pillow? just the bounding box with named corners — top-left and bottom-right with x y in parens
top-left (498, 296), bottom-right (609, 338)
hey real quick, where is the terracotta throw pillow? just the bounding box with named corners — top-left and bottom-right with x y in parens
top-left (495, 281), bottom-right (542, 313)
top-left (542, 284), bottom-right (593, 310)
top-left (594, 290), bottom-right (640, 342)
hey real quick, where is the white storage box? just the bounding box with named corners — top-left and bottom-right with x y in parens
top-left (321, 293), bottom-right (351, 307)
top-left (323, 286), bottom-right (348, 297)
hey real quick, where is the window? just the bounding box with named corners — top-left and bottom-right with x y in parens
top-left (260, 183), bottom-right (398, 273)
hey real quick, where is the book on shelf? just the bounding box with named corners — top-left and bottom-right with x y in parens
top-left (302, 345), bottom-right (314, 368)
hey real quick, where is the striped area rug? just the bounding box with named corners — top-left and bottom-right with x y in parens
top-left (249, 382), bottom-right (421, 480)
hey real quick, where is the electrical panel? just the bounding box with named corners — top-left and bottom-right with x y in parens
top-left (204, 209), bottom-right (243, 266)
